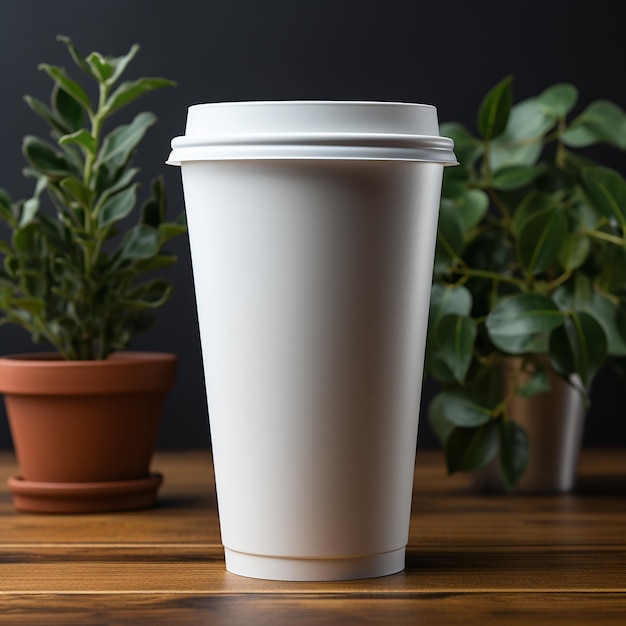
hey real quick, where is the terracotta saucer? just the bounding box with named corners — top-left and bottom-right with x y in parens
top-left (7, 473), bottom-right (163, 514)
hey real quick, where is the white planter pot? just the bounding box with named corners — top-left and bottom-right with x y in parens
top-left (168, 101), bottom-right (456, 580)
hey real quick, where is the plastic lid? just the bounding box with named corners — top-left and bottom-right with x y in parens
top-left (167, 101), bottom-right (457, 164)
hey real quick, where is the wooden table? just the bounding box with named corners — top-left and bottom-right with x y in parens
top-left (1, 449), bottom-right (625, 624)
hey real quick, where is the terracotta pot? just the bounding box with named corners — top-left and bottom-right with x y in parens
top-left (0, 352), bottom-right (177, 513)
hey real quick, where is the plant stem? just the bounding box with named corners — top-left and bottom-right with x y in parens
top-left (491, 381), bottom-right (520, 418)
top-left (487, 188), bottom-right (512, 226)
top-left (84, 82), bottom-right (108, 191)
top-left (449, 266), bottom-right (527, 290)
top-left (13, 312), bottom-right (74, 360)
top-left (546, 270), bottom-right (572, 291)
top-left (586, 229), bottom-right (626, 247)
top-left (81, 81), bottom-right (109, 358)
top-left (480, 140), bottom-right (512, 226)
top-left (482, 139), bottom-right (492, 185)
top-left (555, 120), bottom-right (567, 169)
top-left (437, 228), bottom-right (465, 265)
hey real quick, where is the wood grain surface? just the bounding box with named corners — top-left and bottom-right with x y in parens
top-left (1, 449), bottom-right (625, 624)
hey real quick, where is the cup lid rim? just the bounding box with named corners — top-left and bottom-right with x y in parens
top-left (186, 100), bottom-right (438, 110)
top-left (167, 100), bottom-right (457, 165)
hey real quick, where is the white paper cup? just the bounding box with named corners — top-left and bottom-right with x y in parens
top-left (168, 101), bottom-right (456, 581)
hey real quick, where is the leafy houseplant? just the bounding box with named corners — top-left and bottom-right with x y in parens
top-left (0, 36), bottom-right (185, 513)
top-left (426, 76), bottom-right (626, 490)
top-left (0, 35), bottom-right (185, 359)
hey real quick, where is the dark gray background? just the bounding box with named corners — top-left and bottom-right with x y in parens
top-left (0, 0), bottom-right (624, 450)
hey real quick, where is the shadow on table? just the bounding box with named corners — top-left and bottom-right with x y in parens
top-left (155, 494), bottom-right (217, 510)
top-left (575, 473), bottom-right (626, 495)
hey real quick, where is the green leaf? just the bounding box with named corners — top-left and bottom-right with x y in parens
top-left (427, 284), bottom-right (473, 380)
top-left (490, 98), bottom-right (557, 169)
top-left (536, 83), bottom-right (578, 118)
top-left (23, 95), bottom-right (70, 136)
top-left (97, 112), bottom-right (157, 169)
top-left (491, 164), bottom-right (543, 191)
top-left (19, 197), bottom-right (39, 227)
top-left (86, 52), bottom-right (114, 82)
top-left (517, 206), bottom-right (568, 275)
top-left (59, 177), bottom-right (94, 210)
top-left (119, 224), bottom-right (160, 260)
top-left (0, 198), bottom-right (14, 225)
top-left (490, 332), bottom-right (551, 355)
top-left (9, 297), bottom-right (46, 314)
top-left (4, 256), bottom-right (19, 278)
top-left (517, 364), bottom-right (551, 397)
top-left (94, 167), bottom-right (139, 210)
top-left (105, 77), bottom-right (175, 116)
top-left (103, 44), bottom-right (140, 85)
top-left (435, 315), bottom-right (477, 384)
top-left (549, 311), bottom-right (607, 387)
top-left (59, 128), bottom-right (98, 155)
top-left (570, 200), bottom-right (602, 232)
top-left (57, 135), bottom-right (82, 167)
top-left (440, 390), bottom-right (492, 427)
top-left (593, 299), bottom-right (626, 358)
top-left (581, 166), bottom-right (626, 227)
top-left (478, 76), bottom-right (513, 141)
top-left (19, 269), bottom-right (48, 299)
top-left (86, 47), bottom-right (141, 87)
top-left (427, 393), bottom-right (455, 444)
top-left (38, 213), bottom-right (70, 252)
top-left (141, 178), bottom-right (166, 228)
top-left (99, 184), bottom-right (137, 227)
top-left (463, 231), bottom-right (514, 281)
top-left (444, 421), bottom-right (499, 473)
top-left (512, 190), bottom-right (559, 236)
top-left (458, 189), bottom-right (489, 230)
top-left (123, 279), bottom-right (172, 309)
top-left (38, 64), bottom-right (92, 113)
top-left (0, 262), bottom-right (13, 279)
top-left (498, 420), bottom-right (530, 490)
top-left (56, 35), bottom-right (98, 79)
top-left (598, 300), bottom-right (626, 358)
top-left (429, 284), bottom-right (472, 326)
top-left (158, 222), bottom-right (187, 245)
top-left (437, 199), bottom-right (465, 258)
top-left (552, 274), bottom-right (592, 312)
top-left (426, 354), bottom-right (457, 383)
top-left (596, 246), bottom-right (626, 293)
top-left (12, 222), bottom-right (38, 254)
top-left (53, 83), bottom-right (84, 133)
top-left (487, 293), bottom-right (564, 337)
top-left (487, 293), bottom-right (563, 354)
top-left (59, 129), bottom-right (97, 156)
top-left (22, 136), bottom-right (73, 179)
top-left (552, 279), bottom-right (624, 367)
top-left (558, 232), bottom-right (590, 271)
top-left (134, 254), bottom-right (178, 274)
top-left (561, 100), bottom-right (626, 149)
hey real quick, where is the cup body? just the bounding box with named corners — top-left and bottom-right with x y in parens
top-left (169, 101), bottom-right (455, 580)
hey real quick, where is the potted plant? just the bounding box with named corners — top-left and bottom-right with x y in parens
top-left (426, 76), bottom-right (626, 491)
top-left (0, 36), bottom-right (186, 512)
